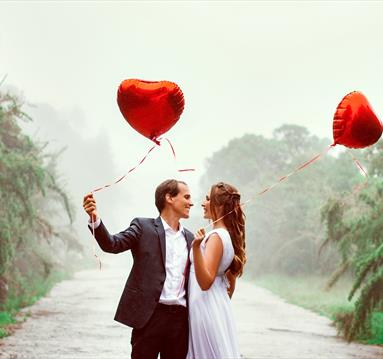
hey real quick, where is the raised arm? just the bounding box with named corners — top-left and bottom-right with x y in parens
top-left (192, 229), bottom-right (223, 291)
top-left (83, 193), bottom-right (142, 254)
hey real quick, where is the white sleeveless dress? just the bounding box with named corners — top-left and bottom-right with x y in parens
top-left (187, 228), bottom-right (240, 359)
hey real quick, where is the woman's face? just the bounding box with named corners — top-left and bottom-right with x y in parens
top-left (202, 191), bottom-right (212, 219)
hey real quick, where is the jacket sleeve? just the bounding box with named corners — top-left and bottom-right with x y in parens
top-left (89, 218), bottom-right (142, 254)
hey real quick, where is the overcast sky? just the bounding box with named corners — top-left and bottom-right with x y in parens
top-left (1, 1), bottom-right (382, 231)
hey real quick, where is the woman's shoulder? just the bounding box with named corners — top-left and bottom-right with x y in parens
top-left (206, 228), bottom-right (231, 244)
top-left (210, 227), bottom-right (230, 236)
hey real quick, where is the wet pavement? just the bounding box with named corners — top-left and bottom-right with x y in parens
top-left (0, 255), bottom-right (382, 359)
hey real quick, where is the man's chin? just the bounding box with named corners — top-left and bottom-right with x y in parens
top-left (181, 211), bottom-right (190, 219)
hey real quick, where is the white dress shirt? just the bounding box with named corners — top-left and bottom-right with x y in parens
top-left (89, 216), bottom-right (188, 306)
top-left (159, 217), bottom-right (188, 307)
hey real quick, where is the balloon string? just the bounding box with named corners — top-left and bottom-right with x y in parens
top-left (0, 74), bottom-right (7, 87)
top-left (92, 138), bottom-right (193, 195)
top-left (91, 144), bottom-right (157, 193)
top-left (89, 138), bottom-right (195, 268)
top-left (346, 150), bottom-right (369, 193)
top-left (203, 144), bottom-right (334, 230)
top-left (89, 144), bottom-right (157, 269)
top-left (91, 214), bottom-right (102, 270)
top-left (161, 137), bottom-right (195, 172)
top-left (346, 150), bottom-right (368, 178)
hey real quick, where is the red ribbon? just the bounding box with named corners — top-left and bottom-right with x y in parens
top-left (205, 145), bottom-right (335, 229)
top-left (205, 144), bottom-right (369, 230)
top-left (90, 139), bottom-right (194, 269)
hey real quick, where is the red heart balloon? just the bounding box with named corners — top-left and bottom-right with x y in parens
top-left (117, 79), bottom-right (185, 143)
top-left (333, 91), bottom-right (382, 148)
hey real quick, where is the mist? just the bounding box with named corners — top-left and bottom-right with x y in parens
top-left (1, 1), bottom-right (383, 243)
top-left (1, 2), bottom-right (383, 353)
top-left (0, 1), bottom-right (383, 258)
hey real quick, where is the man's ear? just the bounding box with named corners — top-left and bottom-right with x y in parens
top-left (165, 193), bottom-right (173, 204)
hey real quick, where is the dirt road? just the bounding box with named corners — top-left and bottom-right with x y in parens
top-left (0, 255), bottom-right (382, 359)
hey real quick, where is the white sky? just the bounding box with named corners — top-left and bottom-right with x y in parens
top-left (1, 1), bottom-right (383, 229)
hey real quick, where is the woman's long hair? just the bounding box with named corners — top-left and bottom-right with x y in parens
top-left (210, 182), bottom-right (246, 277)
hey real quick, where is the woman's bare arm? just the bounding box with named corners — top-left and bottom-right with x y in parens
top-left (192, 231), bottom-right (223, 291)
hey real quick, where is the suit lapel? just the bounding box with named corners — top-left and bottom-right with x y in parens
top-left (184, 230), bottom-right (193, 252)
top-left (154, 217), bottom-right (166, 268)
top-left (154, 217), bottom-right (193, 270)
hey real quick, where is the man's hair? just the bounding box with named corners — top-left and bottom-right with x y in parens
top-left (155, 179), bottom-right (187, 213)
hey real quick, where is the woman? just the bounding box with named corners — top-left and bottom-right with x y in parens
top-left (187, 182), bottom-right (246, 359)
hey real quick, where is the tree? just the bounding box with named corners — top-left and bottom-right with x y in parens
top-left (200, 124), bottom-right (359, 275)
top-left (321, 171), bottom-right (383, 341)
top-left (0, 90), bottom-right (82, 308)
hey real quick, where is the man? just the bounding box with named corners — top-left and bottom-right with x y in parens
top-left (83, 179), bottom-right (194, 359)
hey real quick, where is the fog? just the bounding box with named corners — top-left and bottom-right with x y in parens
top-left (1, 1), bottom-right (382, 234)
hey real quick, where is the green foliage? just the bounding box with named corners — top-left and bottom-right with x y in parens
top-left (200, 124), bottom-right (359, 275)
top-left (321, 146), bottom-right (383, 341)
top-left (254, 274), bottom-right (355, 318)
top-left (0, 312), bottom-right (15, 324)
top-left (0, 92), bottom-right (46, 274)
top-left (255, 273), bottom-right (383, 344)
top-left (0, 90), bottom-right (83, 336)
top-left (201, 124), bottom-right (382, 343)
top-left (0, 269), bottom-right (69, 338)
top-left (369, 312), bottom-right (383, 345)
top-left (364, 140), bottom-right (383, 177)
top-left (3, 269), bottom-right (69, 312)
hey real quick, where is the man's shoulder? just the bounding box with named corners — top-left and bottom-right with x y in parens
top-left (131, 217), bottom-right (157, 226)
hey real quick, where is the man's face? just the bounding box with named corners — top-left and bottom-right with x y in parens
top-left (168, 183), bottom-right (193, 219)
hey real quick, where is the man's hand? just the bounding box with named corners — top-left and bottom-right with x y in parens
top-left (83, 193), bottom-right (99, 222)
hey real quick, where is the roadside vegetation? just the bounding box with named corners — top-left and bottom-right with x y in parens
top-left (201, 125), bottom-right (383, 344)
top-left (0, 90), bottom-right (84, 337)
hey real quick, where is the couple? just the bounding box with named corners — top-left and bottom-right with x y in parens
top-left (83, 179), bottom-right (246, 359)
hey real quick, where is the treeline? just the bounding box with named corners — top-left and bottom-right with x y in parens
top-left (200, 124), bottom-right (382, 341)
top-left (0, 91), bottom-right (84, 335)
top-left (321, 141), bottom-right (383, 341)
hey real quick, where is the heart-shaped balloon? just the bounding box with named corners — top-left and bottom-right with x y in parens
top-left (117, 79), bottom-right (185, 144)
top-left (333, 91), bottom-right (382, 148)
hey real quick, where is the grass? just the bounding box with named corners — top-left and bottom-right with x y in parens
top-left (0, 312), bottom-right (16, 338)
top-left (0, 270), bottom-right (70, 338)
top-left (252, 273), bottom-right (383, 345)
top-left (369, 312), bottom-right (383, 345)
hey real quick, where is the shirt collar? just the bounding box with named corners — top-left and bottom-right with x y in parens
top-left (160, 217), bottom-right (184, 234)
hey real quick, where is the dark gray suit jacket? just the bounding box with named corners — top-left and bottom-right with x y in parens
top-left (91, 216), bottom-right (194, 329)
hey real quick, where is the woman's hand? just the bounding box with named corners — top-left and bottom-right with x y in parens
top-left (192, 228), bottom-right (206, 248)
